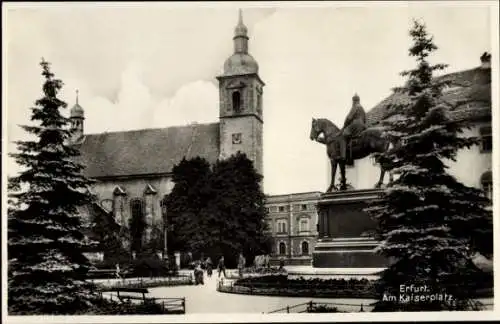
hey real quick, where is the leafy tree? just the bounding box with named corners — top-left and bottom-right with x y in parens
top-left (204, 152), bottom-right (270, 267)
top-left (165, 153), bottom-right (270, 267)
top-left (367, 20), bottom-right (493, 312)
top-left (165, 157), bottom-right (212, 254)
top-left (8, 59), bottom-right (99, 314)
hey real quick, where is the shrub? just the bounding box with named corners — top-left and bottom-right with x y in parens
top-left (84, 298), bottom-right (167, 315)
top-left (126, 257), bottom-right (178, 278)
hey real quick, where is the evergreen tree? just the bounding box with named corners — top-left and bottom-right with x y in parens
top-left (8, 59), bottom-right (99, 314)
top-left (367, 20), bottom-right (492, 312)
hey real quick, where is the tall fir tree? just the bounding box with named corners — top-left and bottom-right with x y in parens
top-left (367, 20), bottom-right (493, 311)
top-left (8, 59), bottom-right (99, 314)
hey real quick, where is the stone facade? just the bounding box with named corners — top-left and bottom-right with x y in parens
top-left (264, 192), bottom-right (321, 266)
top-left (90, 176), bottom-right (175, 228)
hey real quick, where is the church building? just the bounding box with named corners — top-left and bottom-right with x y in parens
top-left (73, 11), bottom-right (264, 258)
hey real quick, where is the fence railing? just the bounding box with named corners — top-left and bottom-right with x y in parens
top-left (102, 292), bottom-right (186, 314)
top-left (93, 275), bottom-right (193, 290)
top-left (266, 300), bottom-right (494, 313)
top-left (267, 300), bottom-right (370, 313)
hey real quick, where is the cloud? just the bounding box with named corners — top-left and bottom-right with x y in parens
top-left (4, 5), bottom-right (492, 195)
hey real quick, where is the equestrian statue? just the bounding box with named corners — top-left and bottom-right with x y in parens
top-left (310, 93), bottom-right (394, 192)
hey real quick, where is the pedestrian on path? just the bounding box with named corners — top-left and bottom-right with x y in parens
top-left (237, 253), bottom-right (245, 278)
top-left (115, 263), bottom-right (122, 279)
top-left (218, 256), bottom-right (226, 278)
top-left (206, 257), bottom-right (213, 277)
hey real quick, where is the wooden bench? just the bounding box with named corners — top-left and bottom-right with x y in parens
top-left (110, 287), bottom-right (150, 303)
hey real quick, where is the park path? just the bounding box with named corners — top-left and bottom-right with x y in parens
top-left (147, 271), bottom-right (374, 313)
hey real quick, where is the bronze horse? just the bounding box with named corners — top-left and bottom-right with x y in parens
top-left (309, 118), bottom-right (394, 192)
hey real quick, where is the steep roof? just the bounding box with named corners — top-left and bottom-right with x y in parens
top-left (75, 122), bottom-right (220, 179)
top-left (366, 66), bottom-right (491, 126)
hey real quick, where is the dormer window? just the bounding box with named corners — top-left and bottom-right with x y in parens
top-left (442, 85), bottom-right (463, 93)
top-left (480, 126), bottom-right (492, 153)
top-left (232, 91), bottom-right (242, 113)
top-left (481, 171), bottom-right (493, 201)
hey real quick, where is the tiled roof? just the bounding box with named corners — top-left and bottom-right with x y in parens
top-left (75, 123), bottom-right (220, 178)
top-left (367, 67), bottom-right (491, 126)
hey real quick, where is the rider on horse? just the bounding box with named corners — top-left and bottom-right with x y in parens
top-left (339, 93), bottom-right (367, 163)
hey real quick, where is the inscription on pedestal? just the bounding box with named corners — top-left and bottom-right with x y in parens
top-left (313, 189), bottom-right (388, 268)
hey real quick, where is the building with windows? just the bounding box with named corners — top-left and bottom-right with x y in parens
top-left (72, 11), bottom-right (265, 258)
top-left (343, 53), bottom-right (493, 200)
top-left (264, 192), bottom-right (322, 266)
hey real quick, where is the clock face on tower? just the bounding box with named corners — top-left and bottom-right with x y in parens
top-left (232, 133), bottom-right (242, 144)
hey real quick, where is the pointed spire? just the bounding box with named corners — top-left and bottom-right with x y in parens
top-left (76, 89), bottom-right (79, 105)
top-left (234, 8), bottom-right (248, 38)
top-left (238, 8), bottom-right (243, 25)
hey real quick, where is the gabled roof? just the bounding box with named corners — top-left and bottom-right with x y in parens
top-left (75, 122), bottom-right (220, 179)
top-left (367, 66), bottom-right (491, 126)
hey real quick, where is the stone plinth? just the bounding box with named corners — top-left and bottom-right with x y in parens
top-left (312, 189), bottom-right (388, 268)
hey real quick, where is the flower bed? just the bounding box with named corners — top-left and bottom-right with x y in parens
top-left (225, 267), bottom-right (287, 280)
top-left (220, 273), bottom-right (494, 299)
top-left (218, 280), bottom-right (376, 299)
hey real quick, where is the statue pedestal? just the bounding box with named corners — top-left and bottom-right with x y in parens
top-left (312, 189), bottom-right (388, 268)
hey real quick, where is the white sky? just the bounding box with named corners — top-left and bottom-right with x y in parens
top-left (3, 2), bottom-right (495, 195)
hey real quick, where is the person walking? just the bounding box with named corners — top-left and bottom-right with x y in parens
top-left (115, 263), bottom-right (122, 280)
top-left (206, 257), bottom-right (213, 277)
top-left (218, 256), bottom-right (226, 278)
top-left (237, 253), bottom-right (246, 278)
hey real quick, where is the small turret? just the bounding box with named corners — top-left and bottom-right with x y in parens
top-left (480, 52), bottom-right (491, 69)
top-left (70, 89), bottom-right (84, 142)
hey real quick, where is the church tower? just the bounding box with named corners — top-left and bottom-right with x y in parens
top-left (217, 9), bottom-right (265, 176)
top-left (70, 90), bottom-right (85, 143)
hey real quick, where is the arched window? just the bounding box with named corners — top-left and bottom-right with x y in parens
top-left (232, 91), bottom-right (242, 113)
top-left (481, 171), bottom-right (493, 201)
top-left (130, 198), bottom-right (145, 226)
top-left (160, 196), bottom-right (168, 218)
top-left (279, 242), bottom-right (286, 255)
top-left (130, 198), bottom-right (146, 252)
top-left (299, 218), bottom-right (309, 232)
top-left (301, 241), bottom-right (309, 255)
top-left (130, 198), bottom-right (144, 213)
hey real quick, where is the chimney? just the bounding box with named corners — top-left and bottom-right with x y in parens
top-left (480, 52), bottom-right (491, 69)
